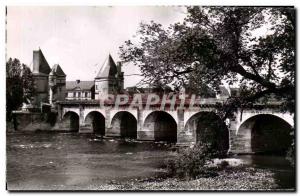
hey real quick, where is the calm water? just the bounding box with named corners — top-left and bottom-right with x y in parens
top-left (6, 132), bottom-right (295, 190)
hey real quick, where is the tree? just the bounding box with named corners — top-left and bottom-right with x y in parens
top-left (6, 58), bottom-right (35, 121)
top-left (119, 6), bottom-right (295, 118)
top-left (21, 63), bottom-right (35, 104)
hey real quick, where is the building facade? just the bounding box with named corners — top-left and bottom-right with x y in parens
top-left (66, 80), bottom-right (95, 100)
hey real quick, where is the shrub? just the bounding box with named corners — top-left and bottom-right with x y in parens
top-left (166, 144), bottom-right (218, 180)
top-left (218, 160), bottom-right (229, 170)
top-left (194, 112), bottom-right (229, 156)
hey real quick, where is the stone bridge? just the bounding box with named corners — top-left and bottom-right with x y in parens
top-left (57, 99), bottom-right (294, 154)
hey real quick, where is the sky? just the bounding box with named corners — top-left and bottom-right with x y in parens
top-left (6, 6), bottom-right (186, 87)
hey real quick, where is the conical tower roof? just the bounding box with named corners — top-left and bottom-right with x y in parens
top-left (95, 54), bottom-right (117, 79)
top-left (32, 49), bottom-right (51, 75)
top-left (50, 64), bottom-right (66, 76)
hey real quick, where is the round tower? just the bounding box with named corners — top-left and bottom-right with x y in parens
top-left (94, 54), bottom-right (121, 99)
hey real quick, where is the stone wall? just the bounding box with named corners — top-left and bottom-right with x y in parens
top-left (12, 111), bottom-right (57, 131)
top-left (12, 111), bottom-right (78, 132)
top-left (32, 75), bottom-right (49, 107)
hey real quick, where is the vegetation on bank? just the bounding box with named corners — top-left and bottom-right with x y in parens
top-left (8, 166), bottom-right (281, 191)
top-left (104, 167), bottom-right (278, 191)
top-left (166, 144), bottom-right (219, 180)
top-left (102, 144), bottom-right (293, 191)
top-left (6, 58), bottom-right (35, 121)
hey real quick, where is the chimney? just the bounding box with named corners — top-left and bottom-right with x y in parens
top-left (76, 79), bottom-right (80, 84)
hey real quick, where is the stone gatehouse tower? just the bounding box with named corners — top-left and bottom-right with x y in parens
top-left (49, 64), bottom-right (66, 105)
top-left (31, 49), bottom-right (66, 108)
top-left (32, 49), bottom-right (51, 107)
top-left (94, 54), bottom-right (124, 99)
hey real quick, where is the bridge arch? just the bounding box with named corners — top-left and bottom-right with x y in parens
top-left (111, 111), bottom-right (137, 138)
top-left (62, 111), bottom-right (79, 132)
top-left (184, 112), bottom-right (229, 152)
top-left (239, 111), bottom-right (294, 128)
top-left (84, 111), bottom-right (105, 135)
top-left (83, 109), bottom-right (106, 122)
top-left (143, 111), bottom-right (177, 142)
top-left (62, 108), bottom-right (80, 119)
top-left (237, 114), bottom-right (293, 154)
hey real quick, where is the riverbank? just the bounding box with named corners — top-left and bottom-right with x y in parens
top-left (83, 166), bottom-right (286, 191)
top-left (15, 166), bottom-right (286, 191)
top-left (9, 166), bottom-right (294, 191)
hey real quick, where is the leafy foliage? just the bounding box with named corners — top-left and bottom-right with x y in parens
top-left (167, 112), bottom-right (230, 180)
top-left (166, 144), bottom-right (217, 180)
top-left (194, 112), bottom-right (229, 155)
top-left (6, 58), bottom-right (35, 121)
top-left (119, 6), bottom-right (295, 117)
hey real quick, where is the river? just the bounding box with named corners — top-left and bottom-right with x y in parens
top-left (6, 132), bottom-right (295, 190)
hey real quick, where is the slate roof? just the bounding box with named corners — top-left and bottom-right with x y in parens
top-left (95, 54), bottom-right (117, 79)
top-left (33, 49), bottom-right (51, 75)
top-left (50, 64), bottom-right (66, 76)
top-left (66, 81), bottom-right (94, 91)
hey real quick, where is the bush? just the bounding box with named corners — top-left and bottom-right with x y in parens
top-left (166, 144), bottom-right (218, 180)
top-left (195, 113), bottom-right (229, 156)
top-left (218, 160), bottom-right (229, 170)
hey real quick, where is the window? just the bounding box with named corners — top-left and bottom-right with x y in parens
top-left (73, 92), bottom-right (76, 97)
top-left (78, 92), bottom-right (81, 97)
top-left (85, 92), bottom-right (88, 97)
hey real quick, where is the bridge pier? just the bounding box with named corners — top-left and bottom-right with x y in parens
top-left (78, 105), bottom-right (93, 133)
top-left (227, 113), bottom-right (253, 154)
top-left (176, 109), bottom-right (195, 145)
top-left (79, 124), bottom-right (94, 133)
top-left (137, 109), bottom-right (155, 141)
top-left (104, 108), bottom-right (121, 137)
